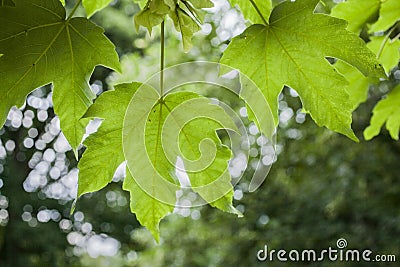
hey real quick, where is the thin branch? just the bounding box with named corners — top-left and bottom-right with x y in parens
top-left (376, 24), bottom-right (397, 59)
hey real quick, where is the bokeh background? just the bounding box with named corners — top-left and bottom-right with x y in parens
top-left (0, 0), bottom-right (399, 266)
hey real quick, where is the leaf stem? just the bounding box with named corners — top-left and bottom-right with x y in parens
top-left (160, 21), bottom-right (165, 97)
top-left (248, 0), bottom-right (268, 25)
top-left (376, 22), bottom-right (398, 59)
top-left (67, 0), bottom-right (82, 21)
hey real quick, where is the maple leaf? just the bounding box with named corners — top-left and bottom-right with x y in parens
top-left (220, 0), bottom-right (385, 141)
top-left (79, 83), bottom-right (240, 240)
top-left (0, 0), bottom-right (120, 154)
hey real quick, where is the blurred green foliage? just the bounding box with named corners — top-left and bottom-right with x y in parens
top-left (0, 0), bottom-right (399, 266)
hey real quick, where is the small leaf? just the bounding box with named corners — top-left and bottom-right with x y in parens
top-left (83, 0), bottom-right (113, 18)
top-left (369, 0), bottom-right (400, 32)
top-left (0, 0), bottom-right (121, 154)
top-left (134, 0), bottom-right (174, 33)
top-left (330, 0), bottom-right (380, 33)
top-left (169, 7), bottom-right (201, 52)
top-left (334, 36), bottom-right (399, 109)
top-left (367, 36), bottom-right (400, 73)
top-left (229, 0), bottom-right (272, 24)
top-left (133, 0), bottom-right (147, 9)
top-left (189, 0), bottom-right (213, 9)
top-left (334, 61), bottom-right (374, 110)
top-left (364, 85), bottom-right (400, 140)
top-left (221, 0), bottom-right (385, 141)
top-left (134, 0), bottom-right (213, 51)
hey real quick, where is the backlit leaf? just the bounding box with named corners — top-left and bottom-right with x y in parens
top-left (78, 83), bottom-right (141, 197)
top-left (134, 0), bottom-right (213, 51)
top-left (79, 83), bottom-right (239, 240)
top-left (229, 0), bottom-right (272, 24)
top-left (335, 36), bottom-right (400, 109)
top-left (0, 0), bottom-right (120, 154)
top-left (83, 0), bottom-right (114, 18)
top-left (369, 0), bottom-right (400, 32)
top-left (330, 0), bottom-right (380, 33)
top-left (134, 0), bottom-right (174, 33)
top-left (221, 0), bottom-right (385, 141)
top-left (364, 85), bottom-right (400, 140)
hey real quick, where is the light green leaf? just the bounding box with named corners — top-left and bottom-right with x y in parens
top-left (123, 86), bottom-right (240, 217)
top-left (330, 0), bottom-right (380, 33)
top-left (78, 82), bottom-right (174, 242)
top-left (364, 85), bottom-right (400, 140)
top-left (367, 36), bottom-right (400, 73)
top-left (229, 0), bottom-right (272, 24)
top-left (59, 0), bottom-right (64, 6)
top-left (370, 0), bottom-right (400, 32)
top-left (80, 83), bottom-right (239, 240)
top-left (83, 0), bottom-right (113, 18)
top-left (134, 0), bottom-right (174, 33)
top-left (335, 36), bottom-right (400, 109)
top-left (78, 83), bottom-right (141, 196)
top-left (133, 0), bottom-right (147, 9)
top-left (0, 0), bottom-right (120, 154)
top-left (169, 7), bottom-right (201, 52)
top-left (220, 0), bottom-right (385, 141)
top-left (168, 0), bottom-right (213, 51)
top-left (161, 97), bottom-right (240, 214)
top-left (134, 0), bottom-right (213, 51)
top-left (334, 61), bottom-right (373, 110)
top-left (188, 0), bottom-right (213, 9)
top-left (123, 170), bottom-right (173, 242)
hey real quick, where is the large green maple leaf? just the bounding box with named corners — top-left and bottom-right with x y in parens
top-left (79, 83), bottom-right (240, 240)
top-left (220, 0), bottom-right (385, 141)
top-left (78, 83), bottom-right (172, 241)
top-left (0, 0), bottom-right (120, 153)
